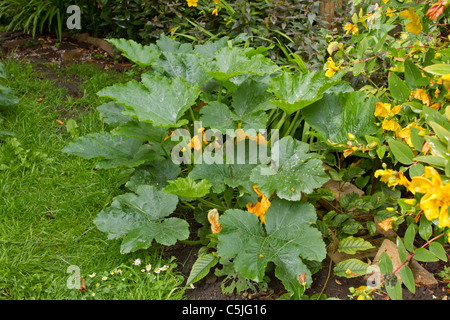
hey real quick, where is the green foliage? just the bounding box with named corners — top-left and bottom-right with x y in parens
top-left (217, 199), bottom-right (326, 299)
top-left (94, 185), bottom-right (189, 254)
top-left (62, 35), bottom-right (343, 298)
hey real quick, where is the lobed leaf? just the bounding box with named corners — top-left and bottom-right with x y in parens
top-left (94, 185), bottom-right (188, 253)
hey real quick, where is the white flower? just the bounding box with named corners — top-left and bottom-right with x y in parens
top-left (102, 276), bottom-right (108, 281)
top-left (133, 258), bottom-right (142, 266)
top-left (161, 265), bottom-right (168, 271)
top-left (91, 293), bottom-right (96, 297)
top-left (146, 264), bottom-right (152, 272)
top-left (141, 269), bottom-right (146, 273)
top-left (190, 283), bottom-right (195, 289)
top-left (96, 283), bottom-right (100, 287)
top-left (154, 268), bottom-right (160, 274)
top-left (110, 271), bottom-right (115, 275)
top-left (89, 273), bottom-right (96, 278)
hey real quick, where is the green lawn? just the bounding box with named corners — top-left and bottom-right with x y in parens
top-left (0, 60), bottom-right (187, 300)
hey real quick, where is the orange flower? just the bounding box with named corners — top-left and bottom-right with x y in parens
top-left (379, 217), bottom-right (395, 231)
top-left (247, 185), bottom-right (271, 224)
top-left (426, 0), bottom-right (446, 20)
top-left (207, 209), bottom-right (222, 234)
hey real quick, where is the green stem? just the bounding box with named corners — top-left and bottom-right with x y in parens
top-left (268, 112), bottom-right (287, 146)
top-left (181, 200), bottom-right (196, 211)
top-left (285, 110), bottom-right (302, 137)
top-left (217, 82), bottom-right (224, 103)
top-left (180, 239), bottom-right (204, 245)
top-left (197, 198), bottom-right (227, 211)
top-left (189, 106), bottom-right (196, 124)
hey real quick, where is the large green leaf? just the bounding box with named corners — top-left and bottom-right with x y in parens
top-left (98, 75), bottom-right (200, 128)
top-left (94, 185), bottom-right (188, 253)
top-left (250, 136), bottom-right (329, 201)
top-left (202, 46), bottom-right (277, 83)
top-left (163, 177), bottom-right (212, 200)
top-left (268, 71), bottom-right (342, 115)
top-left (156, 51), bottom-right (213, 86)
top-left (61, 132), bottom-right (158, 169)
top-left (302, 91), bottom-right (378, 144)
top-left (0, 84), bottom-right (19, 107)
top-left (107, 38), bottom-right (160, 68)
top-left (217, 198), bottom-right (326, 298)
top-left (126, 159), bottom-right (181, 191)
top-left (199, 101), bottom-right (240, 133)
top-left (188, 140), bottom-right (260, 193)
top-left (200, 79), bottom-right (275, 133)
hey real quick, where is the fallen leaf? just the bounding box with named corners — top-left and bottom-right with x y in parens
top-left (79, 278), bottom-right (86, 292)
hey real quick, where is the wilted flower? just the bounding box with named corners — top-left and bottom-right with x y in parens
top-left (426, 0), bottom-right (446, 20)
top-left (207, 208), bottom-right (222, 234)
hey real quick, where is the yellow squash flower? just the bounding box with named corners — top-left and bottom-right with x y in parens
top-left (247, 185), bottom-right (271, 224)
top-left (207, 209), bottom-right (222, 234)
top-left (325, 57), bottom-right (339, 78)
top-left (409, 166), bottom-right (450, 228)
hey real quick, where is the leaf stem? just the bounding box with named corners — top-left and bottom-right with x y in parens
top-left (197, 198), bottom-right (227, 211)
top-left (284, 110), bottom-right (302, 138)
top-left (180, 239), bottom-right (204, 245)
top-left (217, 82), bottom-right (224, 103)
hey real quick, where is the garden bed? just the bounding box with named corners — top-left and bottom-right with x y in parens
top-left (1, 29), bottom-right (449, 301)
